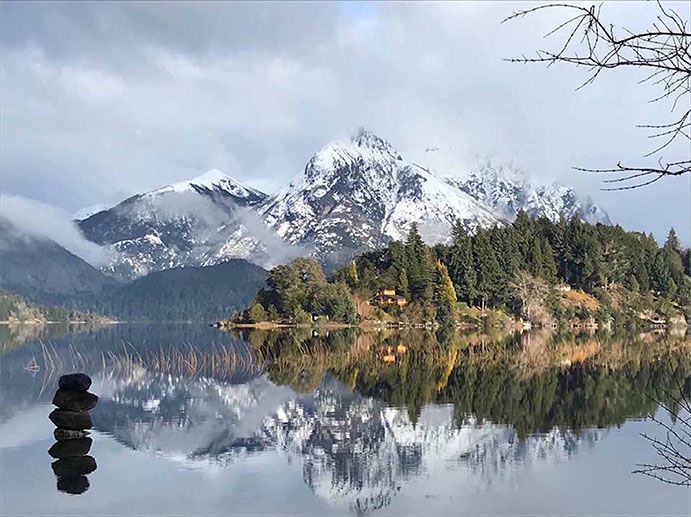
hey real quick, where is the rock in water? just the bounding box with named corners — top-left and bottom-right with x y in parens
top-left (54, 429), bottom-right (90, 441)
top-left (58, 373), bottom-right (92, 392)
top-left (57, 475), bottom-right (90, 495)
top-left (48, 438), bottom-right (93, 459)
top-left (49, 409), bottom-right (93, 430)
top-left (51, 456), bottom-right (97, 477)
top-left (52, 389), bottom-right (99, 411)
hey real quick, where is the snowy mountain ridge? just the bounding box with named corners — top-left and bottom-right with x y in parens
top-left (77, 171), bottom-right (292, 280)
top-left (76, 128), bottom-right (610, 279)
top-left (445, 160), bottom-right (611, 224)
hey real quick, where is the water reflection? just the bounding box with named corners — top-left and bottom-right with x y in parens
top-left (50, 448), bottom-right (97, 495)
top-left (1, 324), bottom-right (689, 513)
top-left (89, 371), bottom-right (598, 512)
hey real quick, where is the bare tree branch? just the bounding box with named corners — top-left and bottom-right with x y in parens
top-left (632, 380), bottom-right (691, 486)
top-left (504, 1), bottom-right (690, 189)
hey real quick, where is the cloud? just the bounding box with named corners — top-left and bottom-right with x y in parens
top-left (0, 1), bottom-right (688, 242)
top-left (0, 194), bottom-right (111, 266)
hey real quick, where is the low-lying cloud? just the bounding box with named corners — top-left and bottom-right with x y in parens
top-left (0, 194), bottom-right (111, 266)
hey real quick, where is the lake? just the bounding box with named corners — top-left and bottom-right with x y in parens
top-left (1, 324), bottom-right (690, 516)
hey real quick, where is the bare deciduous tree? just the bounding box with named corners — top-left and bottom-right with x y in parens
top-left (504, 1), bottom-right (690, 189)
top-left (510, 270), bottom-right (552, 324)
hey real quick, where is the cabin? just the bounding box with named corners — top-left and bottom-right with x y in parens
top-left (556, 284), bottom-right (572, 292)
top-left (370, 288), bottom-right (408, 307)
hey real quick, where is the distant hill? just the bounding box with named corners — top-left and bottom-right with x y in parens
top-left (73, 259), bottom-right (267, 321)
top-left (0, 219), bottom-right (116, 304)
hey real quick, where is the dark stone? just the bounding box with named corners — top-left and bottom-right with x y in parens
top-left (54, 428), bottom-right (90, 441)
top-left (57, 475), bottom-right (90, 495)
top-left (51, 455), bottom-right (97, 477)
top-left (49, 409), bottom-right (92, 430)
top-left (48, 438), bottom-right (92, 459)
top-left (52, 389), bottom-right (98, 411)
top-left (58, 373), bottom-right (92, 392)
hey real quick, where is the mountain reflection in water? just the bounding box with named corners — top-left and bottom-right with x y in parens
top-left (0, 324), bottom-right (689, 514)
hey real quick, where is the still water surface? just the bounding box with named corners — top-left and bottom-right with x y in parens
top-left (1, 324), bottom-right (690, 516)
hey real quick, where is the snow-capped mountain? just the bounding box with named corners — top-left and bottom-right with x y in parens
top-left (262, 128), bottom-right (502, 263)
top-left (77, 129), bottom-right (610, 279)
top-left (78, 169), bottom-right (298, 280)
top-left (446, 160), bottom-right (611, 224)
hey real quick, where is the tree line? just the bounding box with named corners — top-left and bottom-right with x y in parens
top-left (342, 213), bottom-right (689, 321)
top-left (240, 212), bottom-right (690, 326)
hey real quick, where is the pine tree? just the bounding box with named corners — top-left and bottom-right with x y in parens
top-left (498, 228), bottom-right (521, 275)
top-left (551, 217), bottom-right (571, 282)
top-left (388, 240), bottom-right (407, 272)
top-left (664, 228), bottom-right (682, 256)
top-left (650, 250), bottom-right (677, 298)
top-left (529, 237), bottom-right (544, 278)
top-left (635, 261), bottom-right (651, 292)
top-left (473, 231), bottom-right (504, 307)
top-left (434, 261), bottom-right (457, 306)
top-left (406, 223), bottom-right (433, 301)
top-left (628, 275), bottom-right (640, 294)
top-left (541, 240), bottom-right (558, 283)
top-left (513, 210), bottom-right (533, 258)
top-left (448, 222), bottom-right (477, 304)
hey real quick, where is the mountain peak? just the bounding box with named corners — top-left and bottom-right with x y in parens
top-left (149, 169), bottom-right (267, 202)
top-left (350, 127), bottom-right (402, 160)
top-left (188, 168), bottom-right (234, 187)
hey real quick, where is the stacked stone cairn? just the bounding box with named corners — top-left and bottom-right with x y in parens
top-left (48, 373), bottom-right (98, 494)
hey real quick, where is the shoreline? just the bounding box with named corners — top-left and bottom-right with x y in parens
top-left (0, 319), bottom-right (119, 325)
top-left (216, 320), bottom-right (498, 331)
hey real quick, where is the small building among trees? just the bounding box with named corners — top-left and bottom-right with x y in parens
top-left (370, 289), bottom-right (408, 307)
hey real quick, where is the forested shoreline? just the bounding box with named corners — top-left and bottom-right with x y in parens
top-left (234, 212), bottom-right (691, 329)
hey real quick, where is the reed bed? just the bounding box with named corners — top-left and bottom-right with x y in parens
top-left (30, 340), bottom-right (266, 388)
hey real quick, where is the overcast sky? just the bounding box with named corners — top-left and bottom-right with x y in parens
top-left (1, 1), bottom-right (689, 242)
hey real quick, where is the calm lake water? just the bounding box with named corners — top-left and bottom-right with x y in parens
top-left (1, 323), bottom-right (690, 516)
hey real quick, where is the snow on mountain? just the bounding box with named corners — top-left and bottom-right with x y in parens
top-left (446, 160), bottom-right (611, 224)
top-left (77, 170), bottom-right (298, 280)
top-left (146, 168), bottom-right (267, 204)
top-left (262, 128), bottom-right (502, 263)
top-left (73, 203), bottom-right (110, 221)
top-left (76, 129), bottom-right (610, 279)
